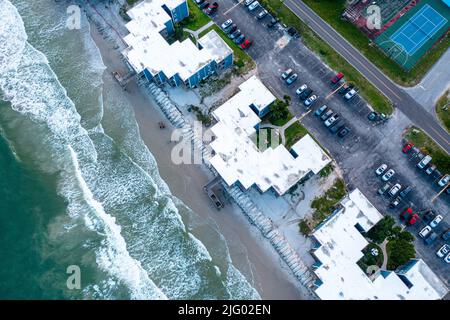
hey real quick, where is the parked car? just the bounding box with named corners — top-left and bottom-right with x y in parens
top-left (430, 215), bottom-right (443, 228)
top-left (296, 84), bottom-right (308, 96)
top-left (329, 121), bottom-right (344, 134)
top-left (287, 27), bottom-right (299, 38)
top-left (399, 185), bottom-right (412, 198)
top-left (417, 155), bottom-right (432, 169)
top-left (221, 19), bottom-right (233, 30)
top-left (378, 182), bottom-right (392, 195)
top-left (408, 214), bottom-right (420, 225)
top-left (267, 16), bottom-right (279, 28)
top-left (195, 0), bottom-right (205, 5)
top-left (423, 210), bottom-right (436, 222)
top-left (234, 34), bottom-right (245, 44)
top-left (389, 196), bottom-right (401, 208)
top-left (388, 183), bottom-right (401, 197)
top-left (339, 83), bottom-right (352, 95)
top-left (381, 169), bottom-right (395, 182)
top-left (229, 29), bottom-right (241, 39)
top-left (200, 2), bottom-right (209, 9)
top-left (425, 165), bottom-right (436, 175)
top-left (320, 109), bottom-right (333, 121)
top-left (445, 253), bottom-right (450, 264)
top-left (438, 174), bottom-right (450, 187)
top-left (425, 232), bottom-right (438, 245)
top-left (442, 229), bottom-right (450, 241)
top-left (304, 95), bottom-right (318, 107)
top-left (286, 73), bottom-right (298, 85)
top-left (400, 207), bottom-right (413, 220)
top-left (248, 1), bottom-right (260, 11)
top-left (402, 142), bottom-right (414, 153)
top-left (315, 105), bottom-right (327, 117)
top-left (244, 0), bottom-right (255, 6)
top-left (299, 88), bottom-right (313, 100)
top-left (419, 225), bottom-right (432, 238)
top-left (257, 9), bottom-right (268, 19)
top-left (281, 68), bottom-right (293, 80)
top-left (337, 126), bottom-right (350, 138)
top-left (204, 2), bottom-right (218, 14)
top-left (436, 244), bottom-right (450, 258)
top-left (375, 164), bottom-right (388, 176)
top-left (344, 89), bottom-right (357, 100)
top-left (324, 114), bottom-right (340, 127)
top-left (331, 72), bottom-right (344, 84)
top-left (240, 39), bottom-right (252, 49)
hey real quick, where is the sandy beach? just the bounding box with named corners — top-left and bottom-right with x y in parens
top-left (88, 12), bottom-right (310, 300)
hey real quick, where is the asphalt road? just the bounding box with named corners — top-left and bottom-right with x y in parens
top-left (284, 0), bottom-right (450, 155)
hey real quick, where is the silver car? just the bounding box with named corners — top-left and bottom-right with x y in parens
top-left (375, 164), bottom-right (388, 176)
top-left (382, 169), bottom-right (395, 181)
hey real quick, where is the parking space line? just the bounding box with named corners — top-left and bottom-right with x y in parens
top-left (223, 0), bottom-right (244, 16)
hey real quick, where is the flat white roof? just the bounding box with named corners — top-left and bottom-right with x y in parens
top-left (209, 76), bottom-right (331, 195)
top-left (123, 0), bottom-right (231, 80)
top-left (312, 189), bottom-right (448, 300)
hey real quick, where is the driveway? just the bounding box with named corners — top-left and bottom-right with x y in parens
top-left (211, 0), bottom-right (449, 286)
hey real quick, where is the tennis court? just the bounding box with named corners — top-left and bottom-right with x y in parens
top-left (390, 4), bottom-right (447, 55)
top-left (375, 0), bottom-right (450, 70)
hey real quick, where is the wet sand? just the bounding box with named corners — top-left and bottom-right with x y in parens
top-left (89, 20), bottom-right (310, 300)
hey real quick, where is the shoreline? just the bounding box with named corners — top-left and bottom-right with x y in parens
top-left (88, 15), bottom-right (310, 299)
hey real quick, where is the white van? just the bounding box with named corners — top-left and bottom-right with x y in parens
top-left (417, 155), bottom-right (432, 169)
top-left (248, 1), bottom-right (260, 11)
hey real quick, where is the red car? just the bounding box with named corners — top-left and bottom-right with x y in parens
top-left (240, 39), bottom-right (252, 49)
top-left (331, 72), bottom-right (344, 84)
top-left (408, 214), bottom-right (420, 225)
top-left (400, 207), bottom-right (413, 220)
top-left (402, 142), bottom-right (414, 153)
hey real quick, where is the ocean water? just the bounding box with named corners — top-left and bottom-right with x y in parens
top-left (0, 0), bottom-right (259, 299)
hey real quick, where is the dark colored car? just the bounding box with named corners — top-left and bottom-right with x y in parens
top-left (424, 232), bottom-right (438, 245)
top-left (299, 88), bottom-right (313, 100)
top-left (423, 210), bottom-right (436, 222)
top-left (442, 229), bottom-right (450, 241)
top-left (287, 27), bottom-right (299, 38)
top-left (337, 126), bottom-right (350, 138)
top-left (234, 34), bottom-right (245, 44)
top-left (199, 2), bottom-right (209, 9)
top-left (225, 24), bottom-right (237, 34)
top-left (315, 105), bottom-right (328, 117)
top-left (320, 109), bottom-right (333, 121)
top-left (399, 185), bottom-right (413, 198)
top-left (329, 120), bottom-right (344, 133)
top-left (267, 16), bottom-right (279, 28)
top-left (229, 29), bottom-right (241, 39)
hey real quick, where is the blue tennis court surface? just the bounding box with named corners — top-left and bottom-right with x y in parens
top-left (390, 4), bottom-right (448, 55)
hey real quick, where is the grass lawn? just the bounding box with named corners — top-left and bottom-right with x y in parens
top-left (405, 126), bottom-right (450, 174)
top-left (301, 0), bottom-right (450, 87)
top-left (284, 121), bottom-right (308, 149)
top-left (179, 0), bottom-right (211, 31)
top-left (436, 90), bottom-right (450, 133)
top-left (267, 112), bottom-right (293, 126)
top-left (259, 0), bottom-right (393, 115)
top-left (199, 25), bottom-right (255, 73)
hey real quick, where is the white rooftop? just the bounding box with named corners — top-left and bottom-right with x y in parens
top-left (122, 0), bottom-right (232, 80)
top-left (209, 76), bottom-right (331, 195)
top-left (312, 189), bottom-right (448, 300)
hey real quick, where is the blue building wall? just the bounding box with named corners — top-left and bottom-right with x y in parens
top-left (187, 60), bottom-right (216, 87)
top-left (171, 1), bottom-right (189, 23)
top-left (164, 19), bottom-right (175, 34)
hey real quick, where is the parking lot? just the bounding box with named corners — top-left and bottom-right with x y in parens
top-left (209, 0), bottom-right (449, 285)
